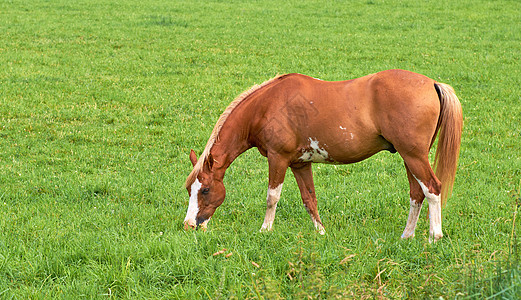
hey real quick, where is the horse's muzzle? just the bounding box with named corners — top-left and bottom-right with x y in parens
top-left (196, 217), bottom-right (207, 227)
top-left (183, 220), bottom-right (196, 231)
top-left (183, 218), bottom-right (209, 231)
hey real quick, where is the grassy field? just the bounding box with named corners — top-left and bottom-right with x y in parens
top-left (1, 0), bottom-right (520, 298)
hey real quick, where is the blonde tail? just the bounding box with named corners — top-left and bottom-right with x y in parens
top-left (433, 83), bottom-right (463, 206)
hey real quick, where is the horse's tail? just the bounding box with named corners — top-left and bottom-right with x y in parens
top-left (433, 82), bottom-right (463, 206)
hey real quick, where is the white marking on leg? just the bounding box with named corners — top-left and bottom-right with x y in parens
top-left (312, 217), bottom-right (326, 235)
top-left (299, 138), bottom-right (331, 163)
top-left (339, 125), bottom-right (346, 130)
top-left (184, 178), bottom-right (201, 228)
top-left (413, 176), bottom-right (443, 242)
top-left (401, 198), bottom-right (422, 239)
top-left (260, 184), bottom-right (283, 232)
top-left (427, 194), bottom-right (443, 243)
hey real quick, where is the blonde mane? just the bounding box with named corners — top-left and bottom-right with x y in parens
top-left (185, 74), bottom-right (288, 188)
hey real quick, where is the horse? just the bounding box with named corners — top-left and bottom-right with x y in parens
top-left (183, 69), bottom-right (462, 242)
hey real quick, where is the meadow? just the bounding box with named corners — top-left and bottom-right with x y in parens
top-left (1, 0), bottom-right (520, 298)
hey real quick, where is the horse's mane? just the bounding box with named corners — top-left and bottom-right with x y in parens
top-left (185, 74), bottom-right (289, 188)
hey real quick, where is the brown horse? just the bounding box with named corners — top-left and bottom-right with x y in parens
top-left (184, 69), bottom-right (462, 242)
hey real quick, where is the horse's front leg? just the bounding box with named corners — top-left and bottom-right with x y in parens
top-left (291, 163), bottom-right (325, 235)
top-left (260, 183), bottom-right (283, 232)
top-left (260, 154), bottom-right (289, 232)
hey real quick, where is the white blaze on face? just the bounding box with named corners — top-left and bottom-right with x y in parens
top-left (299, 138), bottom-right (330, 163)
top-left (184, 178), bottom-right (202, 228)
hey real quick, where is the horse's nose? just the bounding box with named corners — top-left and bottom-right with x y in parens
top-left (183, 220), bottom-right (196, 231)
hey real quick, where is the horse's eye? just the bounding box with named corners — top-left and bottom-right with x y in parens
top-left (201, 188), bottom-right (210, 195)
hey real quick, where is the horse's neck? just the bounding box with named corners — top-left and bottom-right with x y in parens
top-left (210, 113), bottom-right (252, 178)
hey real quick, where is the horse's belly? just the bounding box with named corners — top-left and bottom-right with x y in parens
top-left (295, 134), bottom-right (388, 164)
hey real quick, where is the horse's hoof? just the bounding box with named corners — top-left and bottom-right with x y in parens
top-left (429, 232), bottom-right (443, 243)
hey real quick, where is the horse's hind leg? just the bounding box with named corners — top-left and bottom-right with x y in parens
top-left (401, 163), bottom-right (426, 239)
top-left (402, 155), bottom-right (443, 242)
top-left (260, 154), bottom-right (289, 232)
top-left (291, 163), bottom-right (326, 235)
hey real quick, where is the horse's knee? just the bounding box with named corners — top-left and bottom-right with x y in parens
top-left (266, 196), bottom-right (279, 208)
top-left (412, 173), bottom-right (441, 199)
top-left (266, 184), bottom-right (283, 208)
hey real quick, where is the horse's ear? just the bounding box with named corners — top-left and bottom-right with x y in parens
top-left (189, 149), bottom-right (198, 167)
top-left (203, 153), bottom-right (214, 171)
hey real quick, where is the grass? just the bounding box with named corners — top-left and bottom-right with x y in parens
top-left (1, 0), bottom-right (520, 298)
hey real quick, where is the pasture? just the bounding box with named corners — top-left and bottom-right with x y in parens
top-left (1, 0), bottom-right (520, 298)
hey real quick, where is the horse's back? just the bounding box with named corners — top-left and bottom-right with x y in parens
top-left (248, 70), bottom-right (441, 164)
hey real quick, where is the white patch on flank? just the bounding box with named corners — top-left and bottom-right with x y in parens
top-left (413, 175), bottom-right (443, 242)
top-left (299, 138), bottom-right (330, 163)
top-left (313, 77), bottom-right (322, 81)
top-left (261, 184), bottom-right (283, 232)
top-left (339, 126), bottom-right (354, 141)
top-left (401, 198), bottom-right (422, 239)
top-left (184, 178), bottom-right (201, 228)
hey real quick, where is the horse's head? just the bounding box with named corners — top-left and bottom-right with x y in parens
top-left (184, 149), bottom-right (226, 230)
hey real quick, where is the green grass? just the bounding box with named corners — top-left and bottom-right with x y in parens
top-left (1, 0), bottom-right (520, 298)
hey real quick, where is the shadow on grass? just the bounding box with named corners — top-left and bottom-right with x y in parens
top-left (462, 181), bottom-right (521, 299)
